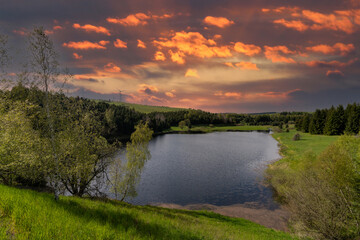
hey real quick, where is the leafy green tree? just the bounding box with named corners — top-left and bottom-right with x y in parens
top-left (0, 100), bottom-right (43, 185)
top-left (57, 112), bottom-right (116, 197)
top-left (110, 122), bottom-right (153, 201)
top-left (178, 120), bottom-right (186, 129)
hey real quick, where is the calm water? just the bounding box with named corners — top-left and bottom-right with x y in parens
top-left (110, 131), bottom-right (280, 209)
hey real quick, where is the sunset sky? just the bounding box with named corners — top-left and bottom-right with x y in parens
top-left (1, 0), bottom-right (360, 113)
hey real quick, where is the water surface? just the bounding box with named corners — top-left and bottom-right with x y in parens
top-left (110, 132), bottom-right (280, 209)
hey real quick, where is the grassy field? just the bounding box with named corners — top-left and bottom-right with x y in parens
top-left (271, 130), bottom-right (339, 167)
top-left (96, 100), bottom-right (186, 113)
top-left (0, 185), bottom-right (296, 240)
top-left (168, 125), bottom-right (271, 133)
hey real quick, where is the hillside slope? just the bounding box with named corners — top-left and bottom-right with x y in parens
top-left (0, 185), bottom-right (296, 240)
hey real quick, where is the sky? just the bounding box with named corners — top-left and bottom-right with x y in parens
top-left (1, 0), bottom-right (360, 113)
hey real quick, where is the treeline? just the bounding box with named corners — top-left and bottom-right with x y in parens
top-left (295, 103), bottom-right (360, 135)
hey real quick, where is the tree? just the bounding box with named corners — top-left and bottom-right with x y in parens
top-left (28, 26), bottom-right (62, 200)
top-left (0, 100), bottom-right (43, 185)
top-left (178, 120), bottom-right (186, 129)
top-left (57, 112), bottom-right (116, 197)
top-left (345, 103), bottom-right (360, 134)
top-left (110, 122), bottom-right (153, 201)
top-left (301, 114), bottom-right (310, 133)
top-left (309, 109), bottom-right (326, 134)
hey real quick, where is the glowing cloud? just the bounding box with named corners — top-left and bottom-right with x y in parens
top-left (114, 39), bottom-right (127, 48)
top-left (185, 69), bottom-right (199, 78)
top-left (73, 53), bottom-right (83, 60)
top-left (264, 45), bottom-right (296, 63)
top-left (73, 23), bottom-right (111, 36)
top-left (169, 50), bottom-right (185, 64)
top-left (137, 39), bottom-right (146, 48)
top-left (104, 62), bottom-right (121, 72)
top-left (305, 58), bottom-right (357, 68)
top-left (302, 10), bottom-right (355, 34)
top-left (306, 43), bottom-right (355, 55)
top-left (107, 13), bottom-right (150, 26)
top-left (235, 62), bottom-right (259, 70)
top-left (153, 31), bottom-right (232, 61)
top-left (273, 19), bottom-right (309, 31)
top-left (326, 69), bottom-right (344, 77)
top-left (138, 84), bottom-right (159, 94)
top-left (63, 40), bottom-right (109, 50)
top-left (203, 16), bottom-right (234, 28)
top-left (233, 42), bottom-right (261, 56)
top-left (154, 51), bottom-right (166, 61)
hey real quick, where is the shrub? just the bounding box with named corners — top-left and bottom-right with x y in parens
top-left (292, 133), bottom-right (300, 141)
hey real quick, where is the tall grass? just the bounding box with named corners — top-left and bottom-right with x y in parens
top-left (0, 184), bottom-right (296, 240)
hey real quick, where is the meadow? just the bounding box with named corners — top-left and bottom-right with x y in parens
top-left (0, 184), bottom-right (296, 240)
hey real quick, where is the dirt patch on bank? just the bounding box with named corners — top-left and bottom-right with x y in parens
top-left (153, 202), bottom-right (290, 232)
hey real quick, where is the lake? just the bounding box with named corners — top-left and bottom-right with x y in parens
top-left (110, 131), bottom-right (280, 209)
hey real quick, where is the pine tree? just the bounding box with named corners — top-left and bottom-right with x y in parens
top-left (301, 114), bottom-right (311, 133)
top-left (345, 103), bottom-right (360, 134)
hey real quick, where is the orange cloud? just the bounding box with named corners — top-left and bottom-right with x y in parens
top-left (114, 39), bottom-right (127, 48)
top-left (73, 53), bottom-right (83, 60)
top-left (138, 84), bottom-right (159, 94)
top-left (104, 63), bottom-right (121, 72)
top-left (326, 69), bottom-right (344, 77)
top-left (13, 28), bottom-right (27, 36)
top-left (73, 23), bottom-right (111, 36)
top-left (137, 39), bottom-right (146, 48)
top-left (264, 46), bottom-right (296, 63)
top-left (165, 90), bottom-right (176, 98)
top-left (302, 10), bottom-right (355, 34)
top-left (153, 31), bottom-right (232, 62)
top-left (224, 62), bottom-right (235, 68)
top-left (203, 16), bottom-right (234, 28)
top-left (235, 62), bottom-right (259, 70)
top-left (63, 40), bottom-right (109, 50)
top-left (169, 50), bottom-right (185, 64)
top-left (233, 42), bottom-right (261, 56)
top-left (53, 25), bottom-right (63, 30)
top-left (154, 51), bottom-right (166, 61)
top-left (306, 43), bottom-right (355, 56)
top-left (107, 13), bottom-right (150, 26)
top-left (273, 19), bottom-right (309, 31)
top-left (216, 89), bottom-right (301, 100)
top-left (185, 68), bottom-right (199, 78)
top-left (152, 13), bottom-right (174, 20)
top-left (305, 58), bottom-right (357, 68)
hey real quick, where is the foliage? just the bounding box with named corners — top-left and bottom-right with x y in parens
top-left (110, 122), bottom-right (153, 201)
top-left (0, 100), bottom-right (44, 185)
top-left (268, 131), bottom-right (358, 239)
top-left (57, 112), bottom-right (117, 197)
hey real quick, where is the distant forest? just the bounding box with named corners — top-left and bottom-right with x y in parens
top-left (296, 104), bottom-right (360, 135)
top-left (4, 84), bottom-right (316, 141)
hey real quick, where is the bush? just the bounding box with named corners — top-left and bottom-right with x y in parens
top-left (270, 136), bottom-right (360, 239)
top-left (292, 133), bottom-right (300, 141)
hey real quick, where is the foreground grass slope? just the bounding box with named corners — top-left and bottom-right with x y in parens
top-left (0, 185), bottom-right (295, 240)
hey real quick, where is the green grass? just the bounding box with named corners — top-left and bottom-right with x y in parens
top-left (168, 125), bottom-right (271, 133)
top-left (0, 185), bottom-right (296, 240)
top-left (96, 100), bottom-right (186, 113)
top-left (272, 130), bottom-right (339, 167)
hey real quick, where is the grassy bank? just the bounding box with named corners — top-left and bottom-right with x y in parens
top-left (167, 125), bottom-right (271, 133)
top-left (271, 130), bottom-right (339, 167)
top-left (0, 185), bottom-right (296, 240)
